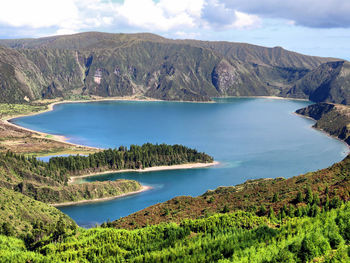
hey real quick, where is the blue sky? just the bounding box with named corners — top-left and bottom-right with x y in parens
top-left (0, 0), bottom-right (349, 60)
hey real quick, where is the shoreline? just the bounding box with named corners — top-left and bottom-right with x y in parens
top-left (215, 95), bottom-right (310, 102)
top-left (51, 185), bottom-right (152, 207)
top-left (2, 96), bottom-right (164, 151)
top-left (294, 112), bottom-right (350, 150)
top-left (70, 161), bottom-right (220, 183)
top-left (2, 95), bottom-right (312, 156)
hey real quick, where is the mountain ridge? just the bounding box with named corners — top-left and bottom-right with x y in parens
top-left (0, 32), bottom-right (346, 104)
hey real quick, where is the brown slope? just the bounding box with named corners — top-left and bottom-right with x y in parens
top-left (112, 154), bottom-right (350, 229)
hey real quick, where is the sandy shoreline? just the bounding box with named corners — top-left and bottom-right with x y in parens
top-left (51, 185), bottom-right (152, 207)
top-left (2, 95), bottom-right (310, 154)
top-left (70, 161), bottom-right (220, 183)
top-left (218, 95), bottom-right (309, 102)
top-left (2, 96), bottom-right (163, 150)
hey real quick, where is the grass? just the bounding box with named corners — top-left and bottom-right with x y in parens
top-left (0, 103), bottom-right (47, 119)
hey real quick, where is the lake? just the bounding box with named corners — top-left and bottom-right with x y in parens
top-left (13, 98), bottom-right (349, 227)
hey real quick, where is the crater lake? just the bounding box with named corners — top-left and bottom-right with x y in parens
top-left (12, 98), bottom-right (349, 227)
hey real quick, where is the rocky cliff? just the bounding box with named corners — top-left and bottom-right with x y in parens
top-left (0, 32), bottom-right (345, 103)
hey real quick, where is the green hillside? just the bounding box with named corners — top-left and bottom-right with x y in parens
top-left (0, 187), bottom-right (76, 238)
top-left (1, 202), bottom-right (350, 262)
top-left (0, 32), bottom-right (344, 103)
top-left (112, 153), bottom-right (350, 229)
top-left (0, 139), bottom-right (349, 262)
top-left (285, 61), bottom-right (350, 104)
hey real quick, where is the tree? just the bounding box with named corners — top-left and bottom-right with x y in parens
top-left (305, 186), bottom-right (313, 204)
top-left (268, 207), bottom-right (275, 219)
top-left (296, 191), bottom-right (303, 203)
top-left (272, 193), bottom-right (279, 202)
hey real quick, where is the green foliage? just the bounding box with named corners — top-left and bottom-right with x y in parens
top-left (0, 151), bottom-right (142, 204)
top-left (2, 204), bottom-right (350, 262)
top-left (0, 187), bottom-right (76, 238)
top-left (0, 103), bottom-right (46, 119)
top-left (305, 186), bottom-right (314, 204)
top-left (296, 191), bottom-right (303, 203)
top-left (48, 143), bottom-right (213, 176)
top-left (0, 144), bottom-right (212, 204)
top-left (272, 193), bottom-right (279, 202)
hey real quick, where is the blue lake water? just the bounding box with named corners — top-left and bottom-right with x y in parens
top-left (13, 98), bottom-right (349, 227)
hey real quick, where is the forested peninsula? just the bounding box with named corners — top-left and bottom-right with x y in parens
top-left (0, 144), bottom-right (214, 206)
top-left (1, 32), bottom-right (350, 262)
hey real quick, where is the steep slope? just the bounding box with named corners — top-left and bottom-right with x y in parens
top-left (0, 32), bottom-right (342, 103)
top-left (0, 187), bottom-right (76, 237)
top-left (296, 102), bottom-right (350, 145)
top-left (112, 153), bottom-right (350, 229)
top-left (0, 47), bottom-right (45, 103)
top-left (285, 61), bottom-right (350, 104)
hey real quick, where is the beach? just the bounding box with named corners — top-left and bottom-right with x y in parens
top-left (2, 96), bottom-right (162, 149)
top-left (69, 161), bottom-right (220, 183)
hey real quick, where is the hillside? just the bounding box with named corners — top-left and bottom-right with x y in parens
top-left (0, 32), bottom-right (343, 103)
top-left (0, 187), bottom-right (76, 238)
top-left (0, 144), bottom-right (212, 204)
top-left (112, 153), bottom-right (350, 229)
top-left (1, 197), bottom-right (350, 262)
top-left (296, 102), bottom-right (350, 145)
top-left (285, 61), bottom-right (350, 104)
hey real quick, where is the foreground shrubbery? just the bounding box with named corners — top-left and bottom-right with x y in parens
top-left (1, 204), bottom-right (350, 262)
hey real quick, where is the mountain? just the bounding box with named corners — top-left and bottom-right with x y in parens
top-left (0, 32), bottom-right (342, 103)
top-left (285, 61), bottom-right (350, 104)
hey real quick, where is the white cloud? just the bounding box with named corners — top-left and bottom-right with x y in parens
top-left (115, 0), bottom-right (204, 31)
top-left (233, 11), bottom-right (261, 29)
top-left (0, 0), bottom-right (79, 28)
top-left (201, 0), bottom-right (260, 30)
top-left (0, 0), bottom-right (261, 37)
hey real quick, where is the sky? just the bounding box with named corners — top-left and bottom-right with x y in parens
top-left (0, 0), bottom-right (349, 60)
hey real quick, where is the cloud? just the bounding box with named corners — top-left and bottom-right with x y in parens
top-left (202, 0), bottom-right (260, 29)
top-left (114, 0), bottom-right (204, 31)
top-left (0, 0), bottom-right (115, 35)
top-left (0, 0), bottom-right (79, 28)
top-left (0, 0), bottom-right (262, 37)
top-left (223, 0), bottom-right (350, 28)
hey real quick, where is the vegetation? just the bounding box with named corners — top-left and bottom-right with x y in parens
top-left (0, 144), bottom-right (212, 204)
top-left (0, 187), bottom-right (76, 239)
top-left (285, 61), bottom-right (350, 104)
top-left (1, 202), bottom-right (350, 262)
top-left (0, 151), bottom-right (140, 204)
top-left (0, 103), bottom-right (47, 119)
top-left (0, 141), bottom-right (349, 262)
top-left (296, 102), bottom-right (350, 145)
top-left (112, 153), bottom-right (350, 229)
top-left (0, 32), bottom-right (342, 103)
top-left (48, 143), bottom-right (214, 176)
